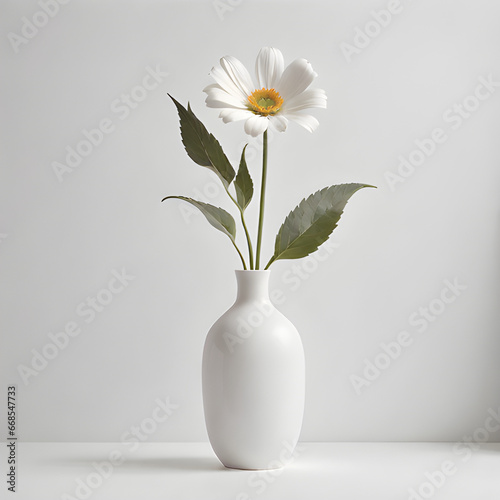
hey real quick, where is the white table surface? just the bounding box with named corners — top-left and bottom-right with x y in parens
top-left (3, 442), bottom-right (500, 499)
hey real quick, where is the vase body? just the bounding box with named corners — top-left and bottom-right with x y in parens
top-left (202, 270), bottom-right (305, 470)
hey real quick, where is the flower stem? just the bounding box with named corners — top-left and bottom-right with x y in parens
top-left (231, 238), bottom-right (247, 270)
top-left (255, 130), bottom-right (268, 270)
top-left (224, 187), bottom-right (254, 270)
top-left (240, 212), bottom-right (254, 269)
top-left (264, 255), bottom-right (275, 270)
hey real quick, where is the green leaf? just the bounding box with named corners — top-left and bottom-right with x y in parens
top-left (168, 95), bottom-right (235, 188)
top-left (266, 183), bottom-right (375, 268)
top-left (162, 196), bottom-right (236, 241)
top-left (234, 145), bottom-right (253, 211)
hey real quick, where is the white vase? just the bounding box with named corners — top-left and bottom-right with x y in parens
top-left (202, 270), bottom-right (305, 470)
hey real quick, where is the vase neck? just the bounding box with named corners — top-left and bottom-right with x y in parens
top-left (235, 270), bottom-right (271, 302)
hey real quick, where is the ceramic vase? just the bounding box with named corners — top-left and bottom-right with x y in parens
top-left (202, 270), bottom-right (305, 470)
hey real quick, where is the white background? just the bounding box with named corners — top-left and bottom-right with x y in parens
top-left (1, 0), bottom-right (500, 443)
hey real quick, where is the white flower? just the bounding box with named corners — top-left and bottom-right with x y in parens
top-left (203, 47), bottom-right (327, 137)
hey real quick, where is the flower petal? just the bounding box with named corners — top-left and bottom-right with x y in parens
top-left (269, 114), bottom-right (288, 133)
top-left (244, 115), bottom-right (269, 137)
top-left (210, 66), bottom-right (242, 99)
top-left (202, 83), bottom-right (221, 93)
top-left (278, 58), bottom-right (318, 100)
top-left (219, 56), bottom-right (254, 97)
top-left (255, 47), bottom-right (284, 90)
top-left (284, 112), bottom-right (320, 133)
top-left (204, 84), bottom-right (248, 109)
top-left (219, 109), bottom-right (253, 123)
top-left (282, 88), bottom-right (327, 113)
top-left (209, 60), bottom-right (252, 103)
top-left (205, 49), bottom-right (324, 135)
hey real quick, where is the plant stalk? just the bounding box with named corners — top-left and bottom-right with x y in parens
top-left (240, 212), bottom-right (254, 269)
top-left (231, 238), bottom-right (247, 270)
top-left (255, 130), bottom-right (268, 270)
top-left (224, 187), bottom-right (254, 270)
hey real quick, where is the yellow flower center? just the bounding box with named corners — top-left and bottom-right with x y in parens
top-left (247, 88), bottom-right (284, 116)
